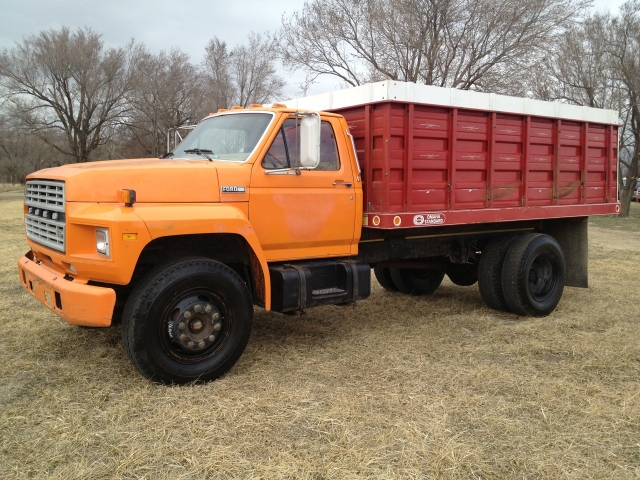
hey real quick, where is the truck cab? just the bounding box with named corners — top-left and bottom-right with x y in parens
top-left (18, 105), bottom-right (369, 384)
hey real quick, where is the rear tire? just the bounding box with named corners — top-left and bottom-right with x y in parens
top-left (501, 234), bottom-right (565, 317)
top-left (390, 268), bottom-right (444, 295)
top-left (445, 263), bottom-right (478, 286)
top-left (121, 257), bottom-right (253, 384)
top-left (478, 234), bottom-right (521, 311)
top-left (373, 267), bottom-right (398, 291)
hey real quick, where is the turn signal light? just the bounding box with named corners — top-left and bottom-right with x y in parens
top-left (121, 189), bottom-right (136, 207)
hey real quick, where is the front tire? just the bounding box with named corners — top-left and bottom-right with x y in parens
top-left (501, 234), bottom-right (565, 317)
top-left (121, 258), bottom-right (253, 384)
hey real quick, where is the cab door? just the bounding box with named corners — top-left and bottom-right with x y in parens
top-left (249, 117), bottom-right (357, 262)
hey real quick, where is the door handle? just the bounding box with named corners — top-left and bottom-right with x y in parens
top-left (333, 181), bottom-right (353, 188)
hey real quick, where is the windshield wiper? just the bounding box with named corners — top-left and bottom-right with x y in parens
top-left (160, 152), bottom-right (174, 159)
top-left (184, 148), bottom-right (213, 161)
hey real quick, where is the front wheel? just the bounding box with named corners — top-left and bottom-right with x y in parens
top-left (121, 258), bottom-right (253, 384)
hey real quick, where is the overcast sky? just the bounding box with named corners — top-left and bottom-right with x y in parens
top-left (0, 0), bottom-right (630, 98)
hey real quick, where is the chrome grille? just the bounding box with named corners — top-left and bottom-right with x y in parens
top-left (25, 180), bottom-right (66, 252)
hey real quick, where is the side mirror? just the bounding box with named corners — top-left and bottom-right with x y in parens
top-left (299, 115), bottom-right (320, 168)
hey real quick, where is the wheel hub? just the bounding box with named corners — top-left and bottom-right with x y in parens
top-left (529, 255), bottom-right (554, 298)
top-left (168, 300), bottom-right (222, 352)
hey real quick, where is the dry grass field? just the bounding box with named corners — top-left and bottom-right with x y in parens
top-left (1, 190), bottom-right (639, 479)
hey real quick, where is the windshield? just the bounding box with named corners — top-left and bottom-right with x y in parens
top-left (171, 112), bottom-right (274, 162)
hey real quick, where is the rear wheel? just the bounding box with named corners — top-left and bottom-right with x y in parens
top-left (478, 234), bottom-right (521, 311)
top-left (373, 267), bottom-right (398, 291)
top-left (121, 257), bottom-right (253, 384)
top-left (390, 268), bottom-right (445, 295)
top-left (445, 262), bottom-right (478, 286)
top-left (501, 234), bottom-right (565, 317)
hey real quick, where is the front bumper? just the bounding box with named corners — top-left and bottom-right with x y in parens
top-left (18, 252), bottom-right (116, 327)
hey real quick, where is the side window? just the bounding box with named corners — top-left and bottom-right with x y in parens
top-left (262, 119), bottom-right (340, 171)
top-left (262, 119), bottom-right (297, 170)
top-left (262, 129), bottom-right (289, 169)
top-left (317, 122), bottom-right (340, 171)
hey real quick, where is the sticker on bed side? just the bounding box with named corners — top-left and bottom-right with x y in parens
top-left (413, 213), bottom-right (446, 225)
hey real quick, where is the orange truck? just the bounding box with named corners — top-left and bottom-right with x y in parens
top-left (18, 81), bottom-right (620, 384)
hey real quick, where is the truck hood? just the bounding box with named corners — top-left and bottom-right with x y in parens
top-left (27, 158), bottom-right (221, 203)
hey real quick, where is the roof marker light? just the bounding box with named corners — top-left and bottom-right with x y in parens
top-left (121, 189), bottom-right (136, 207)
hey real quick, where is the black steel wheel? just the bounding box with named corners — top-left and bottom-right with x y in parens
top-left (390, 268), bottom-right (444, 295)
top-left (373, 266), bottom-right (399, 291)
top-left (478, 233), bottom-right (521, 312)
top-left (121, 258), bottom-right (253, 384)
top-left (501, 234), bottom-right (565, 317)
top-left (445, 262), bottom-right (478, 286)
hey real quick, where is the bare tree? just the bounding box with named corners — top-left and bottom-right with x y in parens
top-left (203, 32), bottom-right (285, 109)
top-left (0, 114), bottom-right (66, 183)
top-left (530, 1), bottom-right (639, 216)
top-left (202, 38), bottom-right (235, 111)
top-left (128, 48), bottom-right (206, 157)
top-left (233, 33), bottom-right (286, 107)
top-left (610, 1), bottom-right (640, 214)
top-left (0, 26), bottom-right (142, 163)
top-left (280, 0), bottom-right (589, 94)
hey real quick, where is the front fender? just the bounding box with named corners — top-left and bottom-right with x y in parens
top-left (133, 203), bottom-right (272, 309)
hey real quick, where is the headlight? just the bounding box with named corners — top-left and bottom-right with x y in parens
top-left (96, 228), bottom-right (110, 257)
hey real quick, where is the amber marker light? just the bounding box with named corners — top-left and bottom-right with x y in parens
top-left (120, 189), bottom-right (136, 207)
top-left (230, 105), bottom-right (244, 110)
top-left (272, 103), bottom-right (287, 108)
top-left (249, 103), bottom-right (263, 108)
top-left (217, 108), bottom-right (229, 113)
top-left (122, 233), bottom-right (137, 241)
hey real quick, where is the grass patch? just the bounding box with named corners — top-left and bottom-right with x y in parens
top-left (590, 201), bottom-right (640, 232)
top-left (0, 183), bottom-right (23, 194)
top-left (1, 199), bottom-right (639, 479)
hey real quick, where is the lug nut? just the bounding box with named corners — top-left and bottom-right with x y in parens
top-left (212, 312), bottom-right (220, 321)
top-left (179, 334), bottom-right (187, 341)
top-left (188, 341), bottom-right (195, 349)
top-left (184, 311), bottom-right (192, 319)
top-left (178, 322), bottom-right (186, 330)
top-left (205, 305), bottom-right (213, 313)
top-left (208, 335), bottom-right (215, 342)
top-left (198, 341), bottom-right (205, 349)
top-left (213, 323), bottom-right (221, 331)
top-left (194, 304), bottom-right (202, 313)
